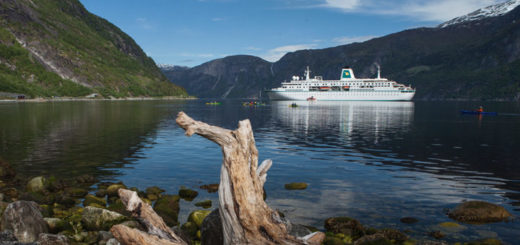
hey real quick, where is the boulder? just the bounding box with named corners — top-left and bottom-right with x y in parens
top-left (400, 217), bottom-right (419, 224)
top-left (153, 194), bottom-right (180, 226)
top-left (284, 182), bottom-right (308, 190)
top-left (106, 184), bottom-right (126, 197)
top-left (106, 238), bottom-right (121, 245)
top-left (0, 230), bottom-right (17, 242)
top-left (44, 217), bottom-right (68, 233)
top-left (26, 176), bottom-right (47, 193)
top-left (448, 201), bottom-right (512, 224)
top-left (200, 183), bottom-right (219, 193)
top-left (81, 206), bottom-right (126, 231)
top-left (37, 233), bottom-right (69, 245)
top-left (0, 201), bottom-right (49, 242)
top-left (288, 223), bottom-right (312, 237)
top-left (188, 209), bottom-right (212, 228)
top-left (195, 200), bottom-right (212, 209)
top-left (179, 187), bottom-right (198, 201)
top-left (201, 209), bottom-right (223, 245)
top-left (83, 194), bottom-right (107, 207)
top-left (353, 233), bottom-right (390, 245)
top-left (324, 217), bottom-right (365, 240)
top-left (145, 186), bottom-right (165, 196)
top-left (181, 221), bottom-right (198, 240)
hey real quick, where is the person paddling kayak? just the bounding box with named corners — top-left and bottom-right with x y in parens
top-left (476, 106), bottom-right (483, 113)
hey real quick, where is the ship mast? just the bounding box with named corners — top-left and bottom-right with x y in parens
top-left (376, 64), bottom-right (381, 79)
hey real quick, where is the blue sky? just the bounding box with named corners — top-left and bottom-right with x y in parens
top-left (80, 0), bottom-right (506, 67)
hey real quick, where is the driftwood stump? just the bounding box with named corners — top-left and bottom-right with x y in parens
top-left (110, 112), bottom-right (324, 245)
top-left (176, 112), bottom-right (324, 244)
top-left (110, 189), bottom-right (187, 245)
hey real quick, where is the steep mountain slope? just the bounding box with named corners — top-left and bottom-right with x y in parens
top-left (163, 55), bottom-right (272, 98)
top-left (0, 0), bottom-right (187, 98)
top-left (164, 3), bottom-right (520, 100)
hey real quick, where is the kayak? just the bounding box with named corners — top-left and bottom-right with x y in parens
top-left (460, 110), bottom-right (497, 116)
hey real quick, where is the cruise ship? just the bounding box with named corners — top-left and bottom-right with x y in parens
top-left (266, 66), bottom-right (415, 101)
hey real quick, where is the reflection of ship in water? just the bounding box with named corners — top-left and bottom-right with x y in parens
top-left (271, 101), bottom-right (414, 145)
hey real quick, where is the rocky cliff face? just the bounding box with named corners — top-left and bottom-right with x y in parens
top-left (0, 0), bottom-right (187, 98)
top-left (164, 5), bottom-right (520, 100)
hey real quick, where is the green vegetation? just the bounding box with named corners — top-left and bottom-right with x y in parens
top-left (0, 0), bottom-right (187, 98)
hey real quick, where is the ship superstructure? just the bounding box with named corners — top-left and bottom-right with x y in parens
top-left (266, 66), bottom-right (415, 101)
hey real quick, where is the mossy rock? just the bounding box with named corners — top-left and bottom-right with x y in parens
top-left (428, 230), bottom-right (444, 239)
top-left (26, 176), bottom-right (47, 193)
top-left (44, 217), bottom-right (69, 233)
top-left (82, 206), bottom-right (126, 231)
top-left (400, 217), bottom-right (419, 224)
top-left (188, 210), bottom-right (212, 228)
top-left (284, 182), bottom-right (308, 190)
top-left (379, 228), bottom-right (408, 242)
top-left (146, 186), bottom-right (165, 196)
top-left (199, 184), bottom-right (219, 193)
top-left (324, 217), bottom-right (365, 240)
top-left (448, 201), bottom-right (512, 224)
top-left (83, 194), bottom-right (107, 207)
top-left (354, 233), bottom-right (392, 245)
top-left (106, 184), bottom-right (127, 197)
top-left (95, 189), bottom-right (107, 197)
top-left (107, 198), bottom-right (131, 217)
top-left (64, 187), bottom-right (88, 198)
top-left (439, 221), bottom-right (461, 228)
top-left (55, 193), bottom-right (77, 208)
top-left (153, 194), bottom-right (180, 226)
top-left (323, 236), bottom-right (345, 245)
top-left (179, 187), bottom-right (198, 201)
top-left (181, 221), bottom-right (198, 240)
top-left (194, 200), bottom-right (212, 209)
top-left (147, 193), bottom-right (159, 201)
top-left (19, 191), bottom-right (56, 205)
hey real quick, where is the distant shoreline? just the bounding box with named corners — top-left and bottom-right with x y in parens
top-left (0, 96), bottom-right (196, 103)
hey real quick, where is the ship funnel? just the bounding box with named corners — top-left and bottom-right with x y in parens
top-left (340, 66), bottom-right (355, 80)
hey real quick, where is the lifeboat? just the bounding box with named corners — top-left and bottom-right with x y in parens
top-left (319, 86), bottom-right (331, 91)
top-left (307, 96), bottom-right (317, 101)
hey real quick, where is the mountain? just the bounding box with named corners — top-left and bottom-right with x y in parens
top-left (164, 2), bottom-right (520, 100)
top-left (0, 0), bottom-right (187, 98)
top-left (439, 0), bottom-right (520, 28)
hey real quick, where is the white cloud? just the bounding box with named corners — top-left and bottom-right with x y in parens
top-left (383, 0), bottom-right (501, 22)
top-left (332, 35), bottom-right (377, 45)
top-left (212, 17), bottom-right (224, 22)
top-left (262, 44), bottom-right (317, 62)
top-left (321, 0), bottom-right (361, 11)
top-left (307, 0), bottom-right (505, 22)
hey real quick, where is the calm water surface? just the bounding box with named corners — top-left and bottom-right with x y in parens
top-left (1, 100), bottom-right (519, 243)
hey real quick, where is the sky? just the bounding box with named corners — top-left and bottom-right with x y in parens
top-left (80, 0), bottom-right (508, 67)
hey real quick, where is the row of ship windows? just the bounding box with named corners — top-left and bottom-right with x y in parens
top-left (284, 83), bottom-right (393, 88)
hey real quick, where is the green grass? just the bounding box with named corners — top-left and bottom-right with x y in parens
top-left (0, 0), bottom-right (187, 98)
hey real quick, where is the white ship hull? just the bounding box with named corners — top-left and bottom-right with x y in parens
top-left (267, 90), bottom-right (415, 101)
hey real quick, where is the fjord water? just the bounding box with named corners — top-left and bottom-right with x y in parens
top-left (1, 100), bottom-right (519, 242)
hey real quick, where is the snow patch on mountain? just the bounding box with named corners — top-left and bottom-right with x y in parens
top-left (439, 0), bottom-right (520, 28)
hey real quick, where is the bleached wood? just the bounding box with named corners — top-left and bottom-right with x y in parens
top-left (113, 189), bottom-right (187, 245)
top-left (176, 111), bottom-right (324, 244)
top-left (110, 225), bottom-right (180, 245)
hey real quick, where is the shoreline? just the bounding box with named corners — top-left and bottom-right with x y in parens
top-left (0, 96), bottom-right (197, 103)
